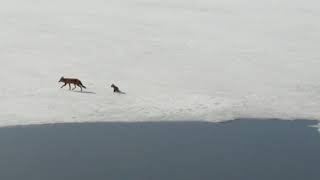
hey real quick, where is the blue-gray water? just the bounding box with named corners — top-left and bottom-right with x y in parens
top-left (0, 119), bottom-right (319, 180)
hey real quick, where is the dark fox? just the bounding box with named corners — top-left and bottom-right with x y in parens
top-left (59, 77), bottom-right (86, 91)
top-left (111, 84), bottom-right (125, 94)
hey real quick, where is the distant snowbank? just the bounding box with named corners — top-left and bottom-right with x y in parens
top-left (0, 0), bottom-right (320, 127)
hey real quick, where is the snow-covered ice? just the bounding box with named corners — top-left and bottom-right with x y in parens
top-left (1, 0), bottom-right (320, 127)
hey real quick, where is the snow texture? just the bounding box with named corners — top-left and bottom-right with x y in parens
top-left (1, 0), bottom-right (320, 127)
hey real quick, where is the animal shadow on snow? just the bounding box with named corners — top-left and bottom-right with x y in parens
top-left (72, 90), bottom-right (96, 94)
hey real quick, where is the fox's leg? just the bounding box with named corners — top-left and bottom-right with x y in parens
top-left (61, 83), bottom-right (67, 88)
top-left (72, 84), bottom-right (77, 90)
top-left (76, 84), bottom-right (82, 91)
top-left (68, 83), bottom-right (71, 90)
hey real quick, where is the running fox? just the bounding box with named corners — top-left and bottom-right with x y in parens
top-left (59, 77), bottom-right (86, 91)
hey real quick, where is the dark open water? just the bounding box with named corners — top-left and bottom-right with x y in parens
top-left (0, 119), bottom-right (319, 180)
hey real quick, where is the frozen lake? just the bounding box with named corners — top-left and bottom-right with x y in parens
top-left (0, 0), bottom-right (320, 126)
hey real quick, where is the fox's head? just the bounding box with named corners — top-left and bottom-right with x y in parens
top-left (111, 84), bottom-right (115, 88)
top-left (59, 77), bottom-right (64, 82)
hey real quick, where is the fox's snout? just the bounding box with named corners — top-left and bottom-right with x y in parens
top-left (59, 77), bottom-right (64, 82)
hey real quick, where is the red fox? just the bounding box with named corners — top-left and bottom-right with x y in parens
top-left (59, 77), bottom-right (86, 91)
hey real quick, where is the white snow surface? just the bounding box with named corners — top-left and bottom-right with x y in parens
top-left (1, 0), bottom-right (320, 127)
